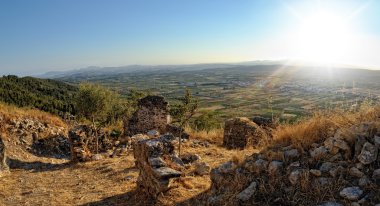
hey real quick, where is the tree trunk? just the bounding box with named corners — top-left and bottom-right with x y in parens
top-left (92, 116), bottom-right (98, 154)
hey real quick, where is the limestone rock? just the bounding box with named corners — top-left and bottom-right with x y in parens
top-left (339, 187), bottom-right (363, 200)
top-left (236, 181), bottom-right (257, 201)
top-left (210, 161), bottom-right (237, 189)
top-left (358, 176), bottom-right (371, 187)
top-left (357, 142), bottom-right (378, 165)
top-left (373, 169), bottom-right (380, 180)
top-left (147, 130), bottom-right (160, 138)
top-left (223, 117), bottom-right (265, 149)
top-left (181, 153), bottom-right (201, 164)
top-left (289, 170), bottom-right (303, 185)
top-left (284, 149), bottom-right (300, 160)
top-left (310, 169), bottom-right (322, 177)
top-left (320, 162), bottom-right (335, 173)
top-left (268, 161), bottom-right (283, 176)
top-left (310, 146), bottom-right (329, 160)
top-left (349, 167), bottom-right (364, 178)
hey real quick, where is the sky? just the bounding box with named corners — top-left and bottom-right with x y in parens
top-left (1, 0), bottom-right (380, 75)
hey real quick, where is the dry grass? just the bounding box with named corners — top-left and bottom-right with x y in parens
top-left (184, 126), bottom-right (224, 145)
top-left (0, 102), bottom-right (66, 128)
top-left (271, 104), bottom-right (380, 150)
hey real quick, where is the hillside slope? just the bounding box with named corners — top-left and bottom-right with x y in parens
top-left (0, 75), bottom-right (78, 115)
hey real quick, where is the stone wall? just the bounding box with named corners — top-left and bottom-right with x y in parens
top-left (133, 135), bottom-right (182, 197)
top-left (223, 117), bottom-right (265, 149)
top-left (125, 96), bottom-right (171, 136)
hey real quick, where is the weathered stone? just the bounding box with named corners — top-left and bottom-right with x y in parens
top-left (289, 169), bottom-right (304, 185)
top-left (320, 162), bottom-right (335, 173)
top-left (181, 153), bottom-right (201, 164)
top-left (125, 96), bottom-right (171, 136)
top-left (284, 149), bottom-right (300, 160)
top-left (253, 159), bottom-right (268, 173)
top-left (31, 135), bottom-right (71, 159)
top-left (236, 181), bottom-right (257, 201)
top-left (268, 161), bottom-right (283, 176)
top-left (194, 162), bottom-right (211, 175)
top-left (358, 176), bottom-right (371, 187)
top-left (91, 154), bottom-right (104, 161)
top-left (223, 117), bottom-right (265, 149)
top-left (354, 135), bottom-right (367, 158)
top-left (374, 135), bottom-right (380, 147)
top-left (166, 124), bottom-right (190, 139)
top-left (310, 169), bottom-right (322, 177)
top-left (0, 137), bottom-right (9, 175)
top-left (316, 177), bottom-right (333, 186)
top-left (349, 167), bottom-right (364, 178)
top-left (310, 146), bottom-right (329, 159)
top-left (134, 136), bottom-right (182, 197)
top-left (357, 142), bottom-right (378, 165)
top-left (373, 169), bottom-right (380, 179)
top-left (329, 166), bottom-right (345, 178)
top-left (147, 130), bottom-right (160, 138)
top-left (339, 187), bottom-right (363, 200)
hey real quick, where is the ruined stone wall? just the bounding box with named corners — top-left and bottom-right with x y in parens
top-left (125, 96), bottom-right (170, 136)
top-left (69, 125), bottom-right (115, 162)
top-left (223, 117), bottom-right (264, 149)
top-left (133, 135), bottom-right (182, 197)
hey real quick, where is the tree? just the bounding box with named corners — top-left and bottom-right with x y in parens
top-left (170, 88), bottom-right (198, 157)
top-left (75, 83), bottom-right (118, 153)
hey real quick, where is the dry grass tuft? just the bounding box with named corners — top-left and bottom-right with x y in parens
top-left (271, 105), bottom-right (380, 150)
top-left (185, 126), bottom-right (224, 145)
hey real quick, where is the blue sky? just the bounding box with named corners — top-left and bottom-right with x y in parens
top-left (0, 0), bottom-right (379, 75)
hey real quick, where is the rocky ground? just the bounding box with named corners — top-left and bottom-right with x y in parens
top-left (0, 115), bottom-right (254, 206)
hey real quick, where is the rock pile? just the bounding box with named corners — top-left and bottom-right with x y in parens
top-left (0, 136), bottom-right (9, 176)
top-left (125, 96), bottom-right (171, 136)
top-left (133, 135), bottom-right (182, 197)
top-left (209, 121), bottom-right (380, 205)
top-left (223, 117), bottom-right (265, 149)
top-left (31, 135), bottom-right (71, 159)
top-left (69, 125), bottom-right (115, 162)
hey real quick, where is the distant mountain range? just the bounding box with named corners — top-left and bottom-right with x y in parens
top-left (36, 60), bottom-right (289, 79)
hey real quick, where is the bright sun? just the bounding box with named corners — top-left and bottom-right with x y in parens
top-left (295, 11), bottom-right (351, 65)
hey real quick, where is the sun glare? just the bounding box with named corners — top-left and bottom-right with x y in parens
top-left (294, 11), bottom-right (351, 65)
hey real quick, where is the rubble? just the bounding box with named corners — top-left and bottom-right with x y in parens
top-left (69, 125), bottom-right (115, 162)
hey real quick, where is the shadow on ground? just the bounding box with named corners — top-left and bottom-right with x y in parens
top-left (8, 157), bottom-right (71, 172)
top-left (80, 189), bottom-right (158, 206)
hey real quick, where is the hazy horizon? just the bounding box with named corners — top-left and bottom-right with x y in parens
top-left (1, 0), bottom-right (380, 75)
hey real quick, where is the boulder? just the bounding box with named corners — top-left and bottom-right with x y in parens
top-left (181, 153), bottom-right (201, 164)
top-left (125, 96), bottom-right (171, 136)
top-left (310, 146), bottom-right (329, 160)
top-left (348, 167), bottom-right (364, 178)
top-left (339, 187), bottom-right (363, 200)
top-left (223, 117), bottom-right (265, 149)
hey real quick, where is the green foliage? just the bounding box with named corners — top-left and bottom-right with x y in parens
top-left (170, 88), bottom-right (199, 126)
top-left (192, 111), bottom-right (221, 131)
top-left (76, 83), bottom-right (127, 125)
top-left (0, 75), bottom-right (77, 115)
